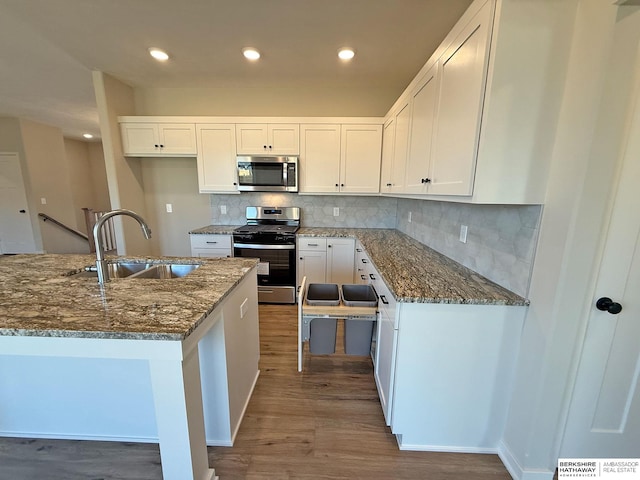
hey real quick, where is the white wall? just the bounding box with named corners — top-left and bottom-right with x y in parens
top-left (499, 2), bottom-right (640, 479)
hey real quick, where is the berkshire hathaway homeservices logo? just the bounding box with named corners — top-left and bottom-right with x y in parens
top-left (558, 459), bottom-right (640, 479)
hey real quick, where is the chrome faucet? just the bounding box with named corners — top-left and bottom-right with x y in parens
top-left (93, 209), bottom-right (152, 284)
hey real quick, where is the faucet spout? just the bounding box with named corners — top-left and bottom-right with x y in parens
top-left (93, 209), bottom-right (152, 284)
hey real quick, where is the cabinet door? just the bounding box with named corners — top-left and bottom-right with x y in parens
top-left (340, 125), bottom-right (383, 194)
top-left (299, 124), bottom-right (341, 193)
top-left (157, 124), bottom-right (197, 155)
top-left (268, 124), bottom-right (300, 155)
top-left (390, 103), bottom-right (410, 193)
top-left (379, 118), bottom-right (396, 193)
top-left (121, 123), bottom-right (159, 156)
top-left (235, 124), bottom-right (268, 154)
top-left (326, 238), bottom-right (355, 284)
top-left (298, 250), bottom-right (327, 287)
top-left (404, 63), bottom-right (439, 194)
top-left (375, 309), bottom-right (398, 426)
top-left (196, 124), bottom-right (239, 193)
top-left (429, 5), bottom-right (492, 196)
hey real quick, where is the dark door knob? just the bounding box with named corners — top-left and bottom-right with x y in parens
top-left (19, 209), bottom-right (26, 213)
top-left (596, 297), bottom-right (623, 315)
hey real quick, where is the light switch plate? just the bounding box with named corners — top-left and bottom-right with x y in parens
top-left (40, 197), bottom-right (47, 205)
top-left (165, 203), bottom-right (173, 213)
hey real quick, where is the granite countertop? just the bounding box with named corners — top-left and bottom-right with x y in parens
top-left (189, 225), bottom-right (241, 234)
top-left (0, 254), bottom-right (257, 341)
top-left (297, 227), bottom-right (527, 306)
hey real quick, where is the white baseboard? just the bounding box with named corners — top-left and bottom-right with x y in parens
top-left (397, 437), bottom-right (498, 454)
top-left (498, 440), bottom-right (556, 480)
top-left (0, 431), bottom-right (158, 443)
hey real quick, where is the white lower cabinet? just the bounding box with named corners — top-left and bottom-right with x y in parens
top-left (190, 234), bottom-right (233, 258)
top-left (356, 240), bottom-right (526, 451)
top-left (297, 237), bottom-right (354, 288)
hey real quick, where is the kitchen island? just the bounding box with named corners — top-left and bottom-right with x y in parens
top-left (0, 254), bottom-right (260, 480)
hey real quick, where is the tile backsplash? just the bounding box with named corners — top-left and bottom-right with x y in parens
top-left (209, 192), bottom-right (397, 228)
top-left (208, 193), bottom-right (541, 297)
top-left (396, 199), bottom-right (542, 297)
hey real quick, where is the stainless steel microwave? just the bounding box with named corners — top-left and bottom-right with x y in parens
top-left (236, 156), bottom-right (298, 192)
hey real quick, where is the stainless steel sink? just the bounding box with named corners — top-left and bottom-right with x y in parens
top-left (71, 262), bottom-right (152, 279)
top-left (130, 263), bottom-right (201, 279)
top-left (70, 262), bottom-right (200, 279)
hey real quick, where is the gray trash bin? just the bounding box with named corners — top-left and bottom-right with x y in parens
top-left (309, 318), bottom-right (338, 354)
top-left (307, 283), bottom-right (340, 354)
top-left (341, 284), bottom-right (377, 355)
top-left (344, 320), bottom-right (374, 355)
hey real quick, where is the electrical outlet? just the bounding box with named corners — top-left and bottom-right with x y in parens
top-left (333, 207), bottom-right (339, 217)
top-left (408, 211), bottom-right (412, 223)
top-left (220, 205), bottom-right (227, 215)
top-left (459, 225), bottom-right (468, 243)
top-left (165, 203), bottom-right (173, 213)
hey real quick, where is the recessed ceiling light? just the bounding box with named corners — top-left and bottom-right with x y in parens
top-left (82, 133), bottom-right (93, 139)
top-left (242, 47), bottom-right (261, 61)
top-left (338, 48), bottom-right (355, 61)
top-left (148, 47), bottom-right (169, 61)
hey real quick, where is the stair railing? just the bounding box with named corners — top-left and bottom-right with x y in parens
top-left (38, 213), bottom-right (89, 244)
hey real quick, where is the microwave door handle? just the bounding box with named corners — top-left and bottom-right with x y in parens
top-left (283, 162), bottom-right (288, 186)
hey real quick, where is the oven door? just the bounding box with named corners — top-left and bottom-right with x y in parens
top-left (233, 243), bottom-right (297, 303)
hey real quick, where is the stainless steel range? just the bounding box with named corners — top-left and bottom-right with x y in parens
top-left (233, 206), bottom-right (300, 304)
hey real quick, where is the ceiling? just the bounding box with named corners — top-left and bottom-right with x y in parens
top-left (0, 0), bottom-right (473, 141)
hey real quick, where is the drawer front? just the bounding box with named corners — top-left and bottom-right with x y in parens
top-left (192, 248), bottom-right (232, 258)
top-left (190, 234), bottom-right (232, 250)
top-left (369, 267), bottom-right (397, 323)
top-left (298, 237), bottom-right (327, 250)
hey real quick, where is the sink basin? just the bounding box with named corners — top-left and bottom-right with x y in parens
top-left (70, 262), bottom-right (152, 279)
top-left (69, 262), bottom-right (200, 280)
top-left (130, 263), bottom-right (201, 279)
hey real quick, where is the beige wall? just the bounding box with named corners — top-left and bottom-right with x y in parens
top-left (141, 158), bottom-right (211, 256)
top-left (19, 119), bottom-right (89, 253)
top-left (93, 71), bottom-right (151, 255)
top-left (63, 138), bottom-right (111, 235)
top-left (134, 85), bottom-right (399, 117)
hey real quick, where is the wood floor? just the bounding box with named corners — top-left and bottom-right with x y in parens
top-left (0, 304), bottom-right (514, 480)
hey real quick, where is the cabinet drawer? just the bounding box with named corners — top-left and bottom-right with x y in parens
top-left (192, 248), bottom-right (232, 258)
top-left (298, 237), bottom-right (327, 250)
top-left (190, 234), bottom-right (232, 250)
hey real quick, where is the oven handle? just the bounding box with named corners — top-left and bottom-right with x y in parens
top-left (233, 243), bottom-right (295, 250)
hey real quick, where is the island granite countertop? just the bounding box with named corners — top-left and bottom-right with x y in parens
top-left (297, 227), bottom-right (528, 306)
top-left (0, 254), bottom-right (257, 341)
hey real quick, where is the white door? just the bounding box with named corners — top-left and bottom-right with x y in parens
top-left (0, 152), bottom-right (37, 253)
top-left (560, 73), bottom-right (640, 458)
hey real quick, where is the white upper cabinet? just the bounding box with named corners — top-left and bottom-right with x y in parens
top-left (299, 124), bottom-right (341, 193)
top-left (428, 3), bottom-right (492, 196)
top-left (379, 117), bottom-right (396, 194)
top-left (196, 124), bottom-right (239, 193)
top-left (380, 101), bottom-right (409, 194)
top-left (404, 63), bottom-right (439, 194)
top-left (340, 124), bottom-right (383, 194)
top-left (235, 124), bottom-right (299, 155)
top-left (299, 124), bottom-right (382, 194)
top-left (121, 123), bottom-right (197, 157)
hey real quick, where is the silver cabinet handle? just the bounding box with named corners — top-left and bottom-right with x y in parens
top-left (206, 241), bottom-right (218, 244)
top-left (308, 243), bottom-right (318, 247)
